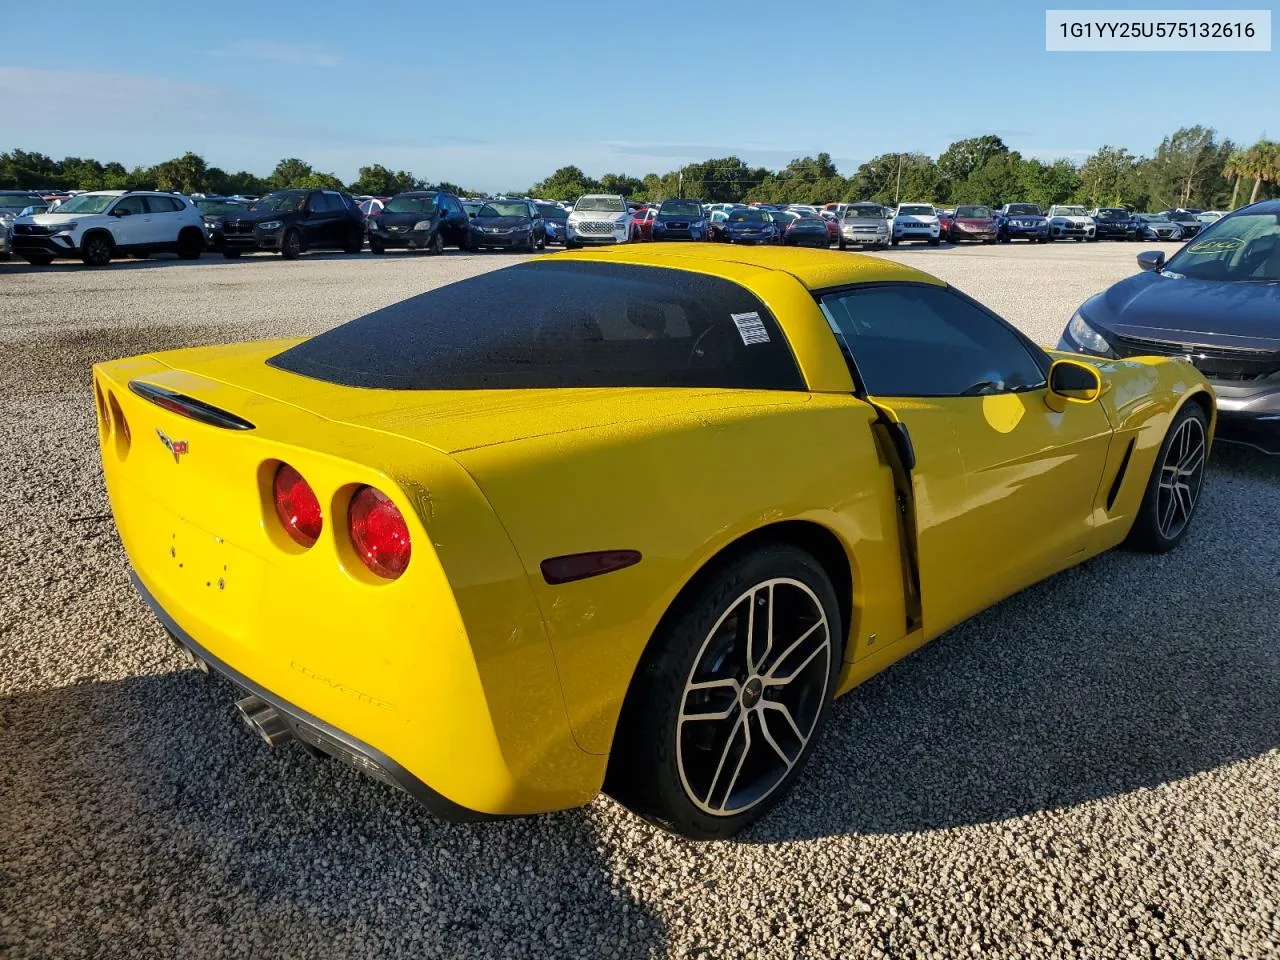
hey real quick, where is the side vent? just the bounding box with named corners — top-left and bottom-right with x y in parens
top-left (1106, 438), bottom-right (1136, 511)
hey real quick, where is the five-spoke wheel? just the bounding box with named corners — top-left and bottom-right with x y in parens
top-left (1125, 401), bottom-right (1209, 552)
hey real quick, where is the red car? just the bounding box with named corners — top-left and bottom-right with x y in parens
top-left (947, 204), bottom-right (998, 243)
top-left (819, 211), bottom-right (841, 245)
top-left (632, 207), bottom-right (656, 241)
top-left (938, 210), bottom-right (954, 237)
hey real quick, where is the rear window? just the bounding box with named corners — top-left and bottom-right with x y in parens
top-left (269, 260), bottom-right (806, 391)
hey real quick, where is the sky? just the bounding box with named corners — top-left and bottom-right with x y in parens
top-left (2, 0), bottom-right (1276, 191)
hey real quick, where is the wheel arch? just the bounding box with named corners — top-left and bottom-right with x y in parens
top-left (80, 227), bottom-right (116, 251)
top-left (605, 518), bottom-right (855, 764)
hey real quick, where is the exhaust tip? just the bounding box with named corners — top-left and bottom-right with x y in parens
top-left (234, 695), bottom-right (293, 747)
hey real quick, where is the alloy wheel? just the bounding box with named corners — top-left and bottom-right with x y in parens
top-left (677, 578), bottom-right (831, 817)
top-left (1156, 414), bottom-right (1206, 540)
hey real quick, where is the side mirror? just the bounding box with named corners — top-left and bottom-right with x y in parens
top-left (1136, 250), bottom-right (1166, 272)
top-left (111, 207), bottom-right (130, 217)
top-left (1046, 358), bottom-right (1103, 411)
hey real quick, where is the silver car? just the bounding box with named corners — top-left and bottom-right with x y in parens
top-left (839, 202), bottom-right (891, 250)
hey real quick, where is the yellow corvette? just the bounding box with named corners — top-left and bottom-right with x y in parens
top-left (94, 245), bottom-right (1214, 839)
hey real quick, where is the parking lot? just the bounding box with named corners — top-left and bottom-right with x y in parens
top-left (1, 242), bottom-right (1277, 959)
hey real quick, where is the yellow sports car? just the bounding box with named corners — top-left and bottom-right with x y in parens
top-left (94, 245), bottom-right (1214, 839)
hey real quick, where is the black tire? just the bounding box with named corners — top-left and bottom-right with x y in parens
top-left (890, 237), bottom-right (900, 247)
top-left (428, 232), bottom-right (444, 256)
top-left (1074, 236), bottom-right (1084, 243)
top-left (458, 229), bottom-right (472, 252)
top-left (22, 254), bottom-right (54, 266)
top-left (565, 240), bottom-right (580, 250)
top-left (222, 250), bottom-right (242, 259)
top-left (177, 228), bottom-right (204, 260)
top-left (606, 543), bottom-right (842, 840)
top-left (80, 233), bottom-right (113, 267)
top-left (536, 233), bottom-right (546, 250)
top-left (1123, 402), bottom-right (1209, 553)
top-left (927, 237), bottom-right (940, 246)
top-left (281, 229), bottom-right (302, 260)
top-left (342, 227), bottom-right (364, 255)
top-left (838, 237), bottom-right (846, 250)
top-left (369, 238), bottom-right (385, 255)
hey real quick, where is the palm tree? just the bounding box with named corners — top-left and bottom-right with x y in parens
top-left (1223, 151), bottom-right (1246, 208)
top-left (1246, 140), bottom-right (1278, 204)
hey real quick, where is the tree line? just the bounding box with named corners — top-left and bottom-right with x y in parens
top-left (3, 126), bottom-right (1277, 211)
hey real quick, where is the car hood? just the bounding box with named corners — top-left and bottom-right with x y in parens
top-left (843, 217), bottom-right (887, 226)
top-left (474, 216), bottom-right (530, 229)
top-left (23, 212), bottom-right (87, 226)
top-left (1050, 215), bottom-right (1092, 223)
top-left (229, 210), bottom-right (296, 224)
top-left (955, 217), bottom-right (995, 225)
top-left (1090, 270), bottom-right (1280, 348)
top-left (656, 212), bottom-right (700, 221)
top-left (725, 221), bottom-right (768, 230)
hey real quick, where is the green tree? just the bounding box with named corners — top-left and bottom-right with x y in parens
top-left (938, 135), bottom-right (1009, 194)
top-left (292, 172), bottom-right (346, 190)
top-left (1222, 150), bottom-right (1247, 208)
top-left (268, 157), bottom-right (315, 189)
top-left (350, 164), bottom-right (424, 196)
top-left (1075, 146), bottom-right (1140, 208)
top-left (954, 151), bottom-right (1026, 206)
top-left (529, 165), bottom-right (600, 201)
top-left (598, 172), bottom-right (645, 199)
top-left (1142, 126), bottom-right (1233, 209)
top-left (150, 151), bottom-right (210, 193)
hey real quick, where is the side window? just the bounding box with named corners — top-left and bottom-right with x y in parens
top-left (320, 192), bottom-right (342, 213)
top-left (145, 196), bottom-right (180, 213)
top-left (112, 196), bottom-right (147, 216)
top-left (819, 284), bottom-right (1047, 398)
top-left (305, 192), bottom-right (326, 213)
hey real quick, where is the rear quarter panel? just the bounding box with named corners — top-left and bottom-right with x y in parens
top-left (455, 393), bottom-right (908, 755)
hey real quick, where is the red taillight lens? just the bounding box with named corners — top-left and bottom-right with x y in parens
top-left (273, 463), bottom-right (322, 548)
top-left (348, 486), bottom-right (411, 580)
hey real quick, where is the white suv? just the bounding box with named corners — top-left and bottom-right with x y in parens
top-left (891, 203), bottom-right (941, 246)
top-left (12, 190), bottom-right (207, 266)
top-left (565, 194), bottom-right (631, 248)
top-left (1045, 205), bottom-right (1097, 242)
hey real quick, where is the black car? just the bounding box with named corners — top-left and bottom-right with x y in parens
top-left (470, 199), bottom-right (545, 251)
top-left (367, 190), bottom-right (472, 255)
top-left (1160, 209), bottom-right (1205, 238)
top-left (220, 189), bottom-right (365, 259)
top-left (1090, 207), bottom-right (1136, 241)
top-left (537, 203), bottom-right (569, 246)
top-left (651, 198), bottom-right (708, 241)
top-left (782, 215), bottom-right (831, 248)
top-left (1059, 199), bottom-right (1280, 454)
top-left (194, 196), bottom-right (250, 250)
top-left (996, 203), bottom-right (1049, 242)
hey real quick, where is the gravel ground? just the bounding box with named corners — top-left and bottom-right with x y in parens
top-left (1, 243), bottom-right (1277, 959)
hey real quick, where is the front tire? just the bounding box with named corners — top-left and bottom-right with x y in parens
top-left (1123, 402), bottom-right (1209, 553)
top-left (80, 234), bottom-right (113, 267)
top-left (428, 232), bottom-right (444, 256)
top-left (177, 228), bottom-right (204, 260)
top-left (607, 544), bottom-right (841, 840)
top-left (281, 228), bottom-right (302, 260)
top-left (22, 254), bottom-right (54, 266)
top-left (927, 237), bottom-right (940, 246)
top-left (222, 250), bottom-right (242, 259)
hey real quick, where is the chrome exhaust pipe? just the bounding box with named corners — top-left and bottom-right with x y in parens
top-left (234, 695), bottom-right (293, 746)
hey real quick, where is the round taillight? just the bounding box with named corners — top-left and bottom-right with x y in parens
top-left (348, 486), bottom-right (411, 580)
top-left (273, 463), bottom-right (322, 548)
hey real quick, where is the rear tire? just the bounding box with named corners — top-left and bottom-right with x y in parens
top-left (369, 238), bottom-right (385, 255)
top-left (1122, 402), bottom-right (1209, 553)
top-left (342, 227), bottom-right (363, 255)
top-left (606, 544), bottom-right (841, 840)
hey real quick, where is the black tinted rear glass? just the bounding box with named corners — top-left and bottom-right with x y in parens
top-left (269, 260), bottom-right (805, 391)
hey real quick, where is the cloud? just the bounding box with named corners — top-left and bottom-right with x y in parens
top-left (210, 38), bottom-right (342, 68)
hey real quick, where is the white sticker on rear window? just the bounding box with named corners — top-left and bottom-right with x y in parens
top-left (731, 311), bottom-right (770, 345)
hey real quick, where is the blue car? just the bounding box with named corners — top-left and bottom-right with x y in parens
top-left (710, 208), bottom-right (779, 244)
top-left (651, 198), bottom-right (708, 241)
top-left (996, 203), bottom-right (1050, 243)
top-left (537, 203), bottom-right (569, 245)
top-left (1059, 199), bottom-right (1280, 454)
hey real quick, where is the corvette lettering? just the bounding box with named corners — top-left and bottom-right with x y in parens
top-left (155, 429), bottom-right (189, 463)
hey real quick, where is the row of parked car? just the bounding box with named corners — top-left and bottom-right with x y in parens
top-left (0, 183), bottom-right (1231, 266)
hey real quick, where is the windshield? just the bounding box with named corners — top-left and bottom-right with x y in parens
top-left (537, 204), bottom-right (567, 219)
top-left (1139, 214), bottom-right (1170, 222)
top-left (770, 212), bottom-right (798, 224)
top-left (461, 201), bottom-right (483, 216)
top-left (898, 205), bottom-right (934, 216)
top-left (1005, 204), bottom-right (1041, 216)
top-left (954, 206), bottom-right (991, 218)
top-left (844, 206), bottom-right (884, 219)
top-left (575, 196), bottom-right (625, 213)
top-left (1053, 206), bottom-right (1088, 217)
top-left (51, 194), bottom-right (117, 215)
top-left (1165, 211), bottom-right (1198, 223)
top-left (384, 194), bottom-right (439, 214)
top-left (196, 200), bottom-right (247, 216)
top-left (728, 211), bottom-right (767, 224)
top-left (0, 195), bottom-right (40, 214)
top-left (659, 200), bottom-right (702, 216)
top-left (1163, 212), bottom-right (1280, 282)
top-left (478, 201), bottom-right (530, 218)
top-left (252, 192), bottom-right (307, 214)
top-left (1094, 208), bottom-right (1128, 220)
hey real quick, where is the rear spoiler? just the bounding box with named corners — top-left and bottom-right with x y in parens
top-left (128, 379), bottom-right (255, 431)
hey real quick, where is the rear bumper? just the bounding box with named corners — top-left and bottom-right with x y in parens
top-left (132, 572), bottom-right (502, 819)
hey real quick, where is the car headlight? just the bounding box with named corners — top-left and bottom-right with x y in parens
top-left (52, 222), bottom-right (79, 234)
top-left (1067, 310), bottom-right (1115, 356)
top-left (258, 220), bottom-right (282, 230)
top-left (413, 220), bottom-right (432, 231)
